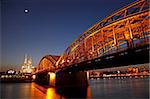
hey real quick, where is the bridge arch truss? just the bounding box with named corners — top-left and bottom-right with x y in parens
top-left (35, 55), bottom-right (60, 73)
top-left (56, 0), bottom-right (149, 68)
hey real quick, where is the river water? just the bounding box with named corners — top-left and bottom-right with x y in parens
top-left (0, 78), bottom-right (149, 99)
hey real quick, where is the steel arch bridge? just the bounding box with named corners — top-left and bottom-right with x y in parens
top-left (35, 0), bottom-right (149, 73)
top-left (35, 55), bottom-right (60, 73)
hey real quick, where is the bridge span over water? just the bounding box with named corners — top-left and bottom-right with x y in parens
top-left (33, 0), bottom-right (149, 87)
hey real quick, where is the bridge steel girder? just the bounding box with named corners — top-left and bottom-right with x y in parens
top-left (56, 0), bottom-right (149, 69)
top-left (33, 0), bottom-right (149, 75)
top-left (33, 0), bottom-right (149, 87)
top-left (34, 55), bottom-right (60, 74)
top-left (58, 45), bottom-right (149, 72)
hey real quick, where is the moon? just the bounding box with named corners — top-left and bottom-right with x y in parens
top-left (24, 9), bottom-right (29, 13)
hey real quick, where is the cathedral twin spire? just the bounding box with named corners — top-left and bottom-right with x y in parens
top-left (23, 54), bottom-right (32, 67)
top-left (21, 54), bottom-right (33, 73)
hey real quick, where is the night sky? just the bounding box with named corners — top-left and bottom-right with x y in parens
top-left (1, 0), bottom-right (135, 71)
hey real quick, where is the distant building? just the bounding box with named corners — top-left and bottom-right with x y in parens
top-left (7, 69), bottom-right (16, 74)
top-left (20, 54), bottom-right (34, 74)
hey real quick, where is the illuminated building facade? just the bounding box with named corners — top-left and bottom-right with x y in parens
top-left (21, 54), bottom-right (34, 74)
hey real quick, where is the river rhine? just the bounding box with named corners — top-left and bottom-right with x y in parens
top-left (0, 78), bottom-right (149, 99)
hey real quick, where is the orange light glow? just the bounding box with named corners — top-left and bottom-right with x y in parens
top-left (46, 88), bottom-right (55, 99)
top-left (46, 88), bottom-right (64, 99)
top-left (50, 73), bottom-right (56, 80)
top-left (86, 86), bottom-right (91, 98)
top-left (31, 83), bottom-right (46, 98)
top-left (48, 72), bottom-right (56, 86)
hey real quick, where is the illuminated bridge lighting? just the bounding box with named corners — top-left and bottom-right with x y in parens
top-left (55, 0), bottom-right (149, 68)
top-left (33, 0), bottom-right (149, 74)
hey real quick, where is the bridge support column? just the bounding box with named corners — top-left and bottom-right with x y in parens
top-left (56, 71), bottom-right (88, 87)
top-left (34, 72), bottom-right (57, 86)
top-left (34, 72), bottom-right (50, 86)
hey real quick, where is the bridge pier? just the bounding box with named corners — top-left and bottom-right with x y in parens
top-left (34, 71), bottom-right (88, 87)
top-left (34, 72), bottom-right (50, 86)
top-left (56, 71), bottom-right (88, 87)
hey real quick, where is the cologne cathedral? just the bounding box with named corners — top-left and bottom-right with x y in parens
top-left (21, 54), bottom-right (34, 74)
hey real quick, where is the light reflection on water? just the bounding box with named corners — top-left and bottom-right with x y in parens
top-left (46, 88), bottom-right (57, 99)
top-left (31, 83), bottom-right (91, 99)
top-left (0, 78), bottom-right (149, 99)
top-left (31, 83), bottom-right (63, 99)
top-left (46, 87), bottom-right (64, 99)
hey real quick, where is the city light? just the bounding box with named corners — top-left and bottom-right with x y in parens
top-left (32, 75), bottom-right (36, 79)
top-left (7, 70), bottom-right (15, 74)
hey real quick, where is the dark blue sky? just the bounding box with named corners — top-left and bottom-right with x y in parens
top-left (1, 0), bottom-right (135, 70)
